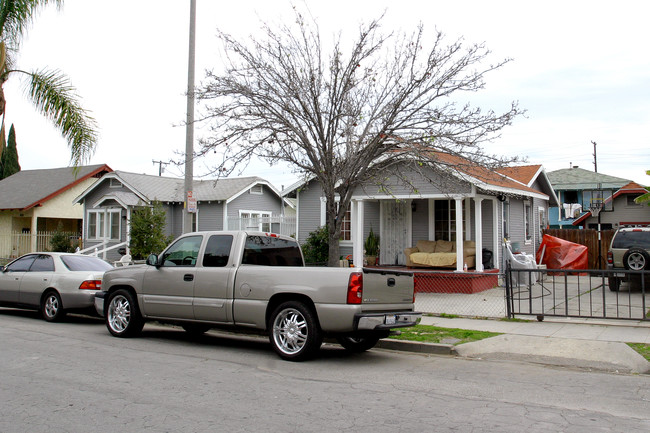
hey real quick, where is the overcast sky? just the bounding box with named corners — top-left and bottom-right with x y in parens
top-left (4, 0), bottom-right (650, 189)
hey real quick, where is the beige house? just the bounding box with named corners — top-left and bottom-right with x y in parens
top-left (0, 165), bottom-right (112, 257)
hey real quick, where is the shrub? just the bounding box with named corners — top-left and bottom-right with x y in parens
top-left (301, 226), bottom-right (329, 265)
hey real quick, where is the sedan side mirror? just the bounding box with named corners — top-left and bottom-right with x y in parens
top-left (146, 254), bottom-right (159, 267)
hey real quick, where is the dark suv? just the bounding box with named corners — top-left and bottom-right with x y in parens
top-left (607, 227), bottom-right (650, 291)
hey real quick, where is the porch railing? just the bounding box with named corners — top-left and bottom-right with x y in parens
top-left (0, 231), bottom-right (81, 259)
top-left (226, 216), bottom-right (296, 238)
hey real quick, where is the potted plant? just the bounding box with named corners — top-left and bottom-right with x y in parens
top-left (364, 228), bottom-right (380, 266)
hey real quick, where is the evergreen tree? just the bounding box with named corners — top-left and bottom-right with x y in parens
top-left (129, 201), bottom-right (170, 260)
top-left (2, 124), bottom-right (20, 178)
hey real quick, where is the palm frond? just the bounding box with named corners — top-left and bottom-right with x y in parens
top-left (24, 68), bottom-right (98, 165)
top-left (0, 1), bottom-right (62, 43)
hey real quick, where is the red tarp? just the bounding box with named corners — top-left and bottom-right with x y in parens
top-left (536, 234), bottom-right (588, 270)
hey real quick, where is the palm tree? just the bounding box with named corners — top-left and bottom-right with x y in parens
top-left (0, 0), bottom-right (98, 166)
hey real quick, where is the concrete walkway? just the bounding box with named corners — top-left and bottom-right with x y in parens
top-left (378, 316), bottom-right (650, 374)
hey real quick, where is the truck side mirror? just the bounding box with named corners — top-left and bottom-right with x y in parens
top-left (146, 254), bottom-right (159, 267)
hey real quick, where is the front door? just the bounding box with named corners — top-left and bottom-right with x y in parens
top-left (380, 201), bottom-right (411, 266)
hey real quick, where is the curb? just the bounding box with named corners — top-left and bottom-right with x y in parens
top-left (377, 339), bottom-right (457, 355)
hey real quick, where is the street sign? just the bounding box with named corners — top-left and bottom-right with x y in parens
top-left (187, 191), bottom-right (197, 213)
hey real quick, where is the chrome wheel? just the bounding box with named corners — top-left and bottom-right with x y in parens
top-left (106, 289), bottom-right (143, 337)
top-left (272, 308), bottom-right (307, 356)
top-left (269, 301), bottom-right (322, 361)
top-left (108, 294), bottom-right (131, 333)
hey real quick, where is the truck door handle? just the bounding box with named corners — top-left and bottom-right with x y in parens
top-left (184, 274), bottom-right (194, 282)
top-left (387, 278), bottom-right (395, 287)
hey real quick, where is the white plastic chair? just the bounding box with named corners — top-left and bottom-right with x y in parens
top-left (114, 254), bottom-right (132, 267)
top-left (504, 242), bottom-right (537, 286)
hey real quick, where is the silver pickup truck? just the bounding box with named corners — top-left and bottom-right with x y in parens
top-left (95, 231), bottom-right (420, 361)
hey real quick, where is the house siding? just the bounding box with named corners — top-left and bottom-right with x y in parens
top-left (197, 202), bottom-right (222, 231)
top-left (297, 180), bottom-right (323, 244)
top-left (228, 185), bottom-right (282, 219)
top-left (352, 166), bottom-right (472, 197)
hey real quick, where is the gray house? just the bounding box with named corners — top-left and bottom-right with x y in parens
top-left (74, 171), bottom-right (289, 261)
top-left (284, 153), bottom-right (558, 271)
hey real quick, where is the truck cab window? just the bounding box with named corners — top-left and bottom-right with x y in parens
top-left (161, 235), bottom-right (203, 267)
top-left (203, 235), bottom-right (233, 267)
top-left (243, 235), bottom-right (303, 266)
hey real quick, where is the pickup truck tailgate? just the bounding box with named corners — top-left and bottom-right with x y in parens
top-left (361, 268), bottom-right (414, 305)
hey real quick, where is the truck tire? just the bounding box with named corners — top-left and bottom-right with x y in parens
top-left (106, 289), bottom-right (144, 338)
top-left (336, 334), bottom-right (381, 353)
top-left (608, 277), bottom-right (620, 292)
top-left (41, 290), bottom-right (66, 322)
top-left (623, 248), bottom-right (650, 271)
top-left (269, 301), bottom-right (322, 361)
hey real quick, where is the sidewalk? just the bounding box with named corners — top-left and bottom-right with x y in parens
top-left (378, 316), bottom-right (650, 374)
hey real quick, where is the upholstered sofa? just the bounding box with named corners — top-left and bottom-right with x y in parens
top-left (404, 239), bottom-right (476, 269)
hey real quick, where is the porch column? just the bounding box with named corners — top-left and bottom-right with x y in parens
top-left (464, 198), bottom-right (471, 241)
top-left (454, 197), bottom-right (464, 272)
top-left (352, 200), bottom-right (365, 268)
top-left (31, 216), bottom-right (38, 252)
top-left (474, 198), bottom-right (484, 271)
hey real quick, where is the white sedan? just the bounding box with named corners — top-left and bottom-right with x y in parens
top-left (0, 252), bottom-right (113, 322)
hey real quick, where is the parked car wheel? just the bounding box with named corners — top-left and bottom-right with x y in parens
top-left (623, 248), bottom-right (650, 271)
top-left (336, 333), bottom-right (382, 353)
top-left (41, 290), bottom-right (66, 322)
top-left (607, 277), bottom-right (621, 292)
top-left (106, 289), bottom-right (144, 337)
top-left (269, 301), bottom-right (322, 361)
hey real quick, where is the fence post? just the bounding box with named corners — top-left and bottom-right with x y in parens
top-left (505, 262), bottom-right (512, 318)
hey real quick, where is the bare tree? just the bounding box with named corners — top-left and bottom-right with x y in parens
top-left (196, 9), bottom-right (523, 266)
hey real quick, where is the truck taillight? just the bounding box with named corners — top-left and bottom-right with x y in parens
top-left (607, 251), bottom-right (613, 265)
top-left (79, 280), bottom-right (102, 290)
top-left (347, 272), bottom-right (363, 304)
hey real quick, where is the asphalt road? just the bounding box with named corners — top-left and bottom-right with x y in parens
top-left (1, 308), bottom-right (649, 433)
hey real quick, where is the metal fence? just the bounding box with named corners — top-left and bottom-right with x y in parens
top-left (0, 231), bottom-right (81, 259)
top-left (505, 266), bottom-right (649, 321)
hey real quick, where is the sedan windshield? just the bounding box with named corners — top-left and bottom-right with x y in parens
top-left (60, 255), bottom-right (114, 272)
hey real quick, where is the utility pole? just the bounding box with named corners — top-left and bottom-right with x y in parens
top-left (183, 0), bottom-right (197, 233)
top-left (152, 159), bottom-right (169, 176)
top-left (592, 140), bottom-right (597, 172)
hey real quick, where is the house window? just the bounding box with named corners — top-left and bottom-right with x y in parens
top-left (340, 208), bottom-right (351, 241)
top-left (627, 194), bottom-right (642, 206)
top-left (538, 207), bottom-right (546, 241)
top-left (433, 199), bottom-right (466, 241)
top-left (250, 185), bottom-right (263, 195)
top-left (563, 190), bottom-right (578, 203)
top-left (88, 209), bottom-right (121, 240)
top-left (240, 211), bottom-right (271, 232)
top-left (525, 201), bottom-right (532, 243)
top-left (109, 178), bottom-right (122, 188)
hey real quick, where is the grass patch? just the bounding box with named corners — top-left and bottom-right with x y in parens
top-left (390, 325), bottom-right (501, 345)
top-left (627, 343), bottom-right (650, 362)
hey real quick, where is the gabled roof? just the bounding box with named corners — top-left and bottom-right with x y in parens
top-left (547, 167), bottom-right (631, 190)
top-left (282, 153), bottom-right (558, 204)
top-left (0, 164), bottom-right (112, 211)
top-left (75, 171), bottom-right (282, 205)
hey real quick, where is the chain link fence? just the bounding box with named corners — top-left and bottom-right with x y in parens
top-left (413, 270), bottom-right (508, 318)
